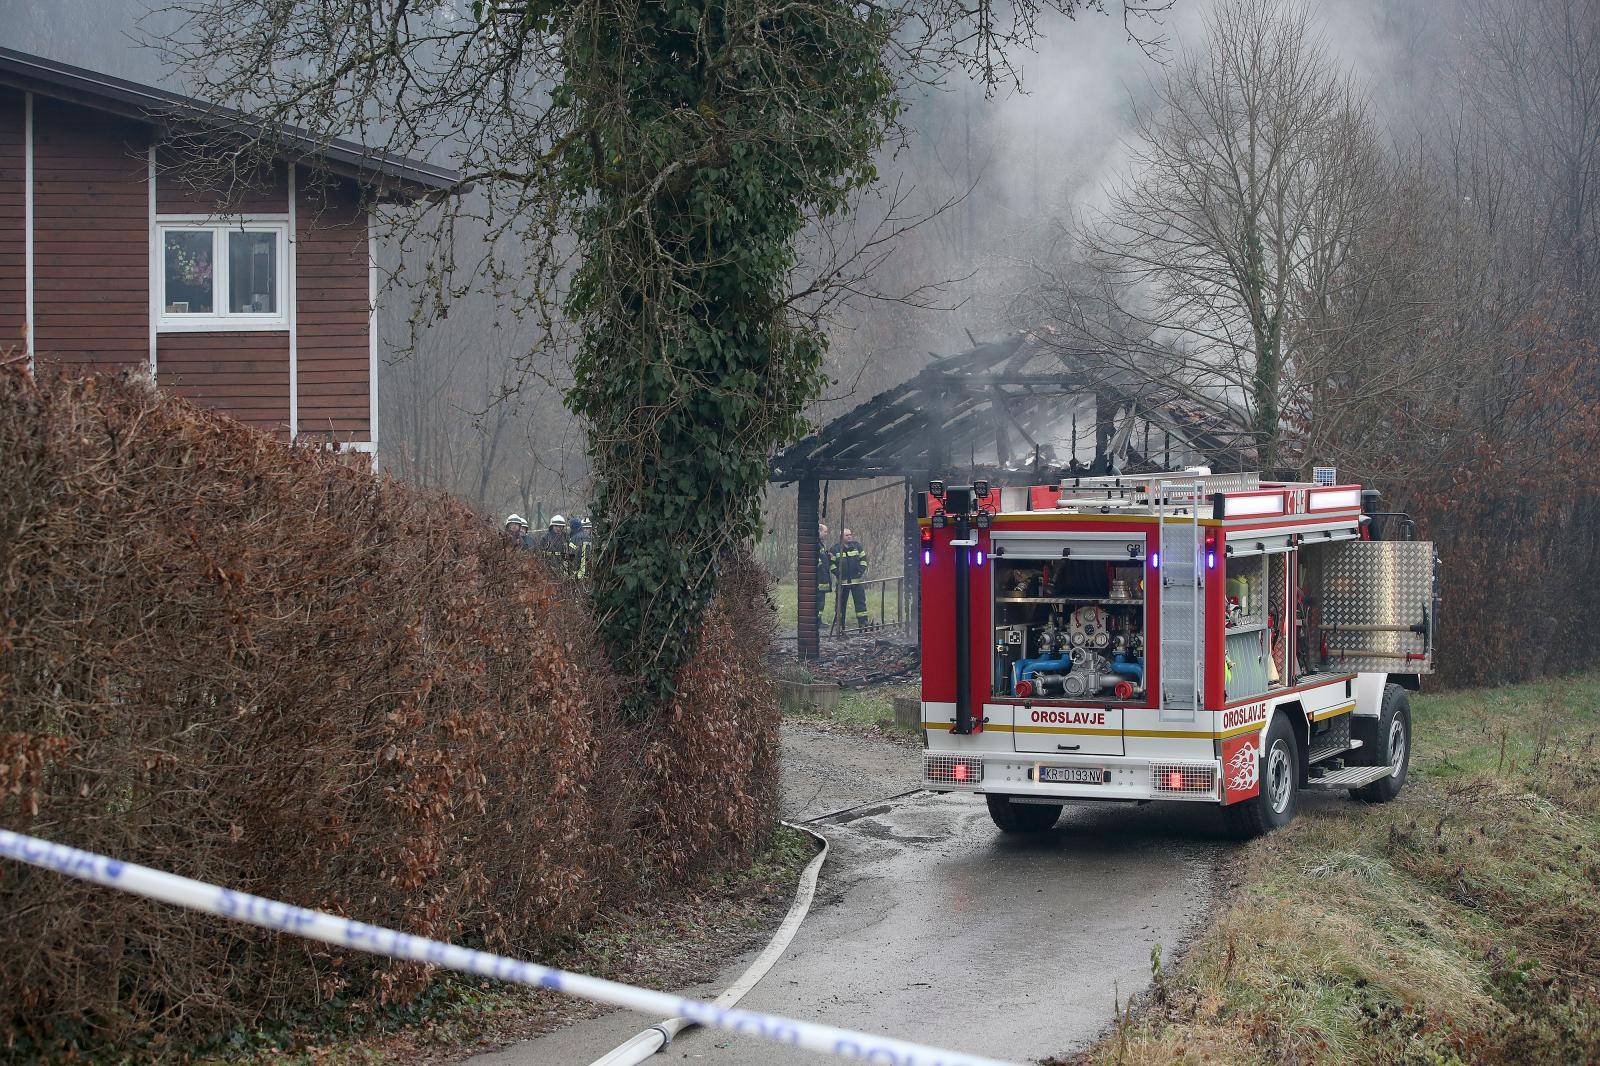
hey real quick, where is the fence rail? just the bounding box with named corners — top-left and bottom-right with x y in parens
top-left (827, 575), bottom-right (907, 635)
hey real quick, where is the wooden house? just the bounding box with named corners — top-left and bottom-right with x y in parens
top-left (0, 46), bottom-right (458, 466)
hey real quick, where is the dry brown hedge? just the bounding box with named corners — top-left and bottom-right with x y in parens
top-left (0, 367), bottom-right (778, 1056)
top-left (1358, 322), bottom-right (1600, 689)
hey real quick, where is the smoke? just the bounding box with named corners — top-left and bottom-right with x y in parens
top-left (816, 0), bottom-right (1472, 401)
top-left (857, 0), bottom-right (1460, 337)
top-left (1, 0), bottom-right (1480, 471)
top-left (0, 0), bottom-right (181, 85)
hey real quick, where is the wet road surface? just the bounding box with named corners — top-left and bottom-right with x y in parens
top-left (470, 727), bottom-right (1230, 1065)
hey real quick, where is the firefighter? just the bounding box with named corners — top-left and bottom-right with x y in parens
top-left (504, 513), bottom-right (532, 549)
top-left (569, 515), bottom-right (592, 578)
top-left (815, 522), bottom-right (833, 632)
top-left (537, 514), bottom-right (577, 575)
top-left (835, 527), bottom-right (869, 629)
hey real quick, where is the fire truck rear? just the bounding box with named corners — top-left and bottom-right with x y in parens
top-left (918, 472), bottom-right (1436, 836)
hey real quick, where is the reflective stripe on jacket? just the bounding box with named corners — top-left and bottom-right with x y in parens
top-left (834, 541), bottom-right (867, 582)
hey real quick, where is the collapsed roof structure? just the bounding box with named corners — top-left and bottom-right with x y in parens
top-left (771, 331), bottom-right (1253, 659)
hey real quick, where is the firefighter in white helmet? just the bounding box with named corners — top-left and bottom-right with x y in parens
top-left (504, 513), bottom-right (532, 549)
top-left (537, 514), bottom-right (577, 574)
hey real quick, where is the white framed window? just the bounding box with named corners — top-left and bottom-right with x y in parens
top-left (155, 217), bottom-right (289, 331)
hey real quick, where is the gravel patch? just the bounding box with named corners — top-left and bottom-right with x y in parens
top-left (779, 719), bottom-right (922, 821)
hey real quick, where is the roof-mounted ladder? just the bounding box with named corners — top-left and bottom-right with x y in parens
top-left (1157, 480), bottom-right (1204, 722)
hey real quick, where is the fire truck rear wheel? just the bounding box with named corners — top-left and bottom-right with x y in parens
top-left (1223, 713), bottom-right (1300, 838)
top-left (985, 794), bottom-right (1062, 835)
top-left (1350, 683), bottom-right (1411, 803)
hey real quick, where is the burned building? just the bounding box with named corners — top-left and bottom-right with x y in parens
top-left (770, 331), bottom-right (1252, 659)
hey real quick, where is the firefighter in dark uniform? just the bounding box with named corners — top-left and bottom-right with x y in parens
top-left (569, 516), bottom-right (592, 579)
top-left (835, 527), bottom-right (869, 629)
top-left (537, 515), bottom-right (577, 575)
top-left (815, 522), bottom-right (833, 632)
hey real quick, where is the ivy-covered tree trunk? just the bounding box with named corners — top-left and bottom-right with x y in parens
top-left (561, 1), bottom-right (895, 717)
top-left (158, 0), bottom-right (1123, 722)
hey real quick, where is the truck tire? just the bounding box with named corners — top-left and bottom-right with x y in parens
top-left (1349, 683), bottom-right (1411, 803)
top-left (1223, 714), bottom-right (1300, 838)
top-left (986, 794), bottom-right (1062, 835)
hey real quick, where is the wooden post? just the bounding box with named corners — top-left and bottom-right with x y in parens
top-left (903, 477), bottom-right (919, 640)
top-left (990, 385), bottom-right (1010, 466)
top-left (798, 477), bottom-right (820, 661)
top-left (1094, 391), bottom-right (1114, 473)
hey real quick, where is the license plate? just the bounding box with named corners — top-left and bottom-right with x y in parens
top-left (1038, 766), bottom-right (1108, 784)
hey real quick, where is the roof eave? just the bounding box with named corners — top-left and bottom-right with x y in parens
top-left (0, 47), bottom-right (460, 201)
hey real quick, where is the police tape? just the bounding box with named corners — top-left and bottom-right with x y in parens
top-left (0, 830), bottom-right (1020, 1066)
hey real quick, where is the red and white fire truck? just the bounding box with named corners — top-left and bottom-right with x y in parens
top-left (918, 471), bottom-right (1436, 836)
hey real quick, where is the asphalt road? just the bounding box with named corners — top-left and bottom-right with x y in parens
top-left (469, 725), bottom-right (1228, 1065)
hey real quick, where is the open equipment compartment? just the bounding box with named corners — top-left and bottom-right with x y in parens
top-left (989, 532), bottom-right (1149, 703)
top-left (1298, 537), bottom-right (1436, 676)
top-left (1220, 544), bottom-right (1292, 700)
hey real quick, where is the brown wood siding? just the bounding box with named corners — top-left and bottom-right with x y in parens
top-left (0, 90), bottom-right (24, 353)
top-left (16, 98), bottom-right (372, 441)
top-left (296, 172), bottom-right (370, 442)
top-left (31, 98), bottom-right (149, 370)
top-left (152, 148), bottom-right (293, 434)
top-left (156, 149), bottom-right (287, 215)
top-left (157, 331), bottom-right (290, 433)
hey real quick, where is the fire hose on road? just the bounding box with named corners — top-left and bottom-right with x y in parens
top-left (587, 819), bottom-right (828, 1066)
top-left (586, 791), bottom-right (926, 1066)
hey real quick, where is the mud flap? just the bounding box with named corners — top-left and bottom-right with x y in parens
top-left (1221, 731), bottom-right (1261, 804)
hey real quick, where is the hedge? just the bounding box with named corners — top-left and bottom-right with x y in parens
top-left (0, 367), bottom-right (777, 1055)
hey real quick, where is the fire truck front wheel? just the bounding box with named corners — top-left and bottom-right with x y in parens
top-left (985, 794), bottom-right (1062, 835)
top-left (1350, 683), bottom-right (1411, 803)
top-left (1224, 714), bottom-right (1300, 838)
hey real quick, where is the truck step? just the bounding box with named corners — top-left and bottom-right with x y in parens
top-left (1302, 764), bottom-right (1393, 790)
top-left (1306, 714), bottom-right (1356, 765)
top-left (1307, 738), bottom-right (1365, 773)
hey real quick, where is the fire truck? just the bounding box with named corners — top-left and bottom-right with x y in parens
top-left (918, 471), bottom-right (1436, 836)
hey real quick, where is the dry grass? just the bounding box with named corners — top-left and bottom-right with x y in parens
top-left (777, 679), bottom-right (921, 742)
top-left (1067, 677), bottom-right (1600, 1066)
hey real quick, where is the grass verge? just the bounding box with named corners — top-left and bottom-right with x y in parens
top-left (768, 580), bottom-right (901, 631)
top-left (1065, 677), bottom-right (1600, 1065)
top-left (778, 678), bottom-right (922, 742)
top-left (208, 826), bottom-right (817, 1064)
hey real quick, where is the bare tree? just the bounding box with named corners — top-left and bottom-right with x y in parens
top-left (1022, 0), bottom-right (1432, 471)
top-left (1463, 0), bottom-right (1600, 327)
top-left (381, 304), bottom-right (586, 517)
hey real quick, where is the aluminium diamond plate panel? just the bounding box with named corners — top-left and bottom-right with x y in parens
top-left (1198, 471), bottom-right (1262, 495)
top-left (1315, 541), bottom-right (1436, 674)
